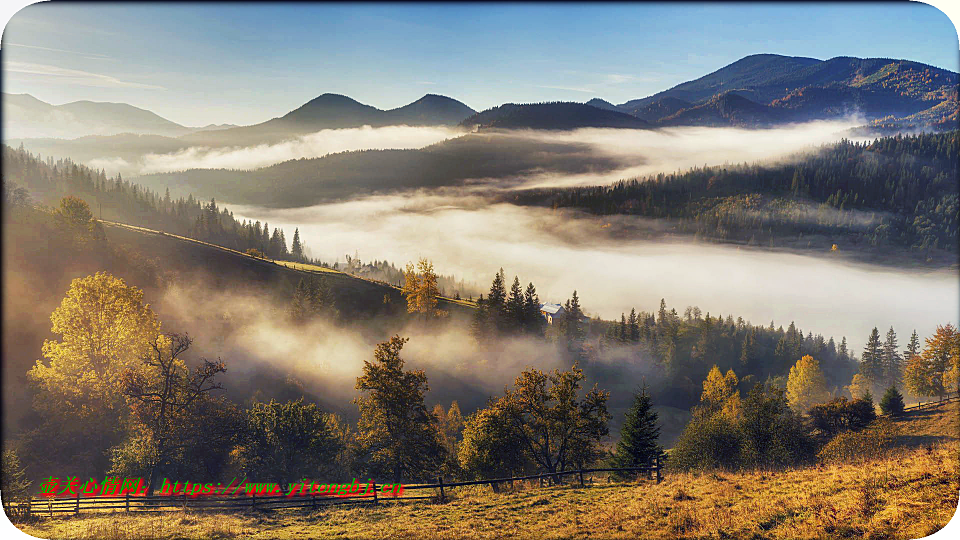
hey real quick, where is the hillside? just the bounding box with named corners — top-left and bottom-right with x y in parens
top-left (179, 93), bottom-right (476, 148)
top-left (100, 220), bottom-right (476, 318)
top-left (2, 93), bottom-right (194, 139)
top-left (139, 132), bottom-right (625, 206)
top-left (615, 54), bottom-right (958, 128)
top-left (18, 404), bottom-right (959, 539)
top-left (461, 102), bottom-right (651, 130)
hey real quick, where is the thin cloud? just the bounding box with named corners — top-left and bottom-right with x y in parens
top-left (4, 61), bottom-right (164, 90)
top-left (6, 42), bottom-right (113, 59)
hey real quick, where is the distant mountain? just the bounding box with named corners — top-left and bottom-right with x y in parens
top-left (614, 54), bottom-right (958, 128)
top-left (180, 93), bottom-right (476, 147)
top-left (384, 94), bottom-right (477, 125)
top-left (2, 93), bottom-right (194, 139)
top-left (461, 102), bottom-right (651, 130)
top-left (584, 98), bottom-right (620, 111)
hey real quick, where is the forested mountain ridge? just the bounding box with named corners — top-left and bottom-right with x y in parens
top-left (510, 131), bottom-right (960, 265)
top-left (460, 102), bottom-right (652, 130)
top-left (614, 54), bottom-right (958, 128)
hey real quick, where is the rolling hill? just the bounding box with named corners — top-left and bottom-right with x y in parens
top-left (461, 102), bottom-right (651, 130)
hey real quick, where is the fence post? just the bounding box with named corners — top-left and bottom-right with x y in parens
top-left (656, 455), bottom-right (662, 484)
top-left (76, 492), bottom-right (80, 515)
top-left (251, 492), bottom-right (256, 510)
top-left (312, 493), bottom-right (317, 510)
top-left (183, 490), bottom-right (187, 510)
top-left (125, 491), bottom-right (130, 512)
top-left (579, 469), bottom-right (584, 487)
top-left (373, 482), bottom-right (378, 504)
top-left (438, 476), bottom-right (445, 502)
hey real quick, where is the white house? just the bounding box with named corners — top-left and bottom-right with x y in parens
top-left (539, 303), bottom-right (565, 325)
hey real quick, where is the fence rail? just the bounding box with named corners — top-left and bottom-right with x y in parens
top-left (14, 457), bottom-right (662, 518)
top-left (900, 393), bottom-right (959, 413)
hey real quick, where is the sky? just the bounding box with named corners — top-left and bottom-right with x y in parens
top-left (2, 2), bottom-right (958, 126)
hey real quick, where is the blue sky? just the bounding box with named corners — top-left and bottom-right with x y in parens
top-left (3, 2), bottom-right (958, 126)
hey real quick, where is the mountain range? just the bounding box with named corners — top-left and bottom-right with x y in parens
top-left (1, 93), bottom-right (242, 139)
top-left (610, 54), bottom-right (958, 128)
top-left (4, 54), bottom-right (957, 159)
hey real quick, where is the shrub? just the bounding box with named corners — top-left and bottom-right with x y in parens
top-left (809, 397), bottom-right (877, 437)
top-left (245, 248), bottom-right (266, 258)
top-left (817, 419), bottom-right (898, 464)
top-left (669, 412), bottom-right (744, 471)
top-left (670, 384), bottom-right (816, 471)
top-left (879, 386), bottom-right (905, 416)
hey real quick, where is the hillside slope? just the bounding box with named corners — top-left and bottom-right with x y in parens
top-left (100, 221), bottom-right (476, 318)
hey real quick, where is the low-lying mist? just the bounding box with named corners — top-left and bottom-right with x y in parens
top-left (507, 118), bottom-right (863, 189)
top-left (155, 280), bottom-right (657, 421)
top-left (230, 191), bottom-right (958, 354)
top-left (137, 125), bottom-right (465, 174)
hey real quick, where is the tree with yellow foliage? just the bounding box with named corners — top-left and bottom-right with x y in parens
top-left (28, 272), bottom-right (161, 416)
top-left (786, 355), bottom-right (830, 412)
top-left (905, 324), bottom-right (960, 401)
top-left (700, 365), bottom-right (740, 417)
top-left (25, 272), bottom-right (162, 475)
top-left (402, 258), bottom-right (446, 318)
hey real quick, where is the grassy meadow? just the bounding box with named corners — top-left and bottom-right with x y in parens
top-left (16, 403), bottom-right (959, 540)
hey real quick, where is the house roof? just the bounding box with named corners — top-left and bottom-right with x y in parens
top-left (540, 303), bottom-right (564, 314)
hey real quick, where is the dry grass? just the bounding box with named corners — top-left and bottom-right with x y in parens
top-left (17, 440), bottom-right (958, 540)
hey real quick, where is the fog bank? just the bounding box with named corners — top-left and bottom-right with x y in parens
top-left (231, 192), bottom-right (958, 353)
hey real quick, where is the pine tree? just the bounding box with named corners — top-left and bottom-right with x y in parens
top-left (879, 386), bottom-right (905, 416)
top-left (506, 277), bottom-right (524, 332)
top-left (882, 327), bottom-right (902, 389)
top-left (562, 291), bottom-right (585, 344)
top-left (522, 282), bottom-right (544, 336)
top-left (610, 385), bottom-right (664, 477)
top-left (619, 314), bottom-right (627, 342)
top-left (860, 327), bottom-right (883, 391)
top-left (904, 330), bottom-right (920, 362)
top-left (627, 308), bottom-right (639, 342)
top-left (291, 228), bottom-right (304, 262)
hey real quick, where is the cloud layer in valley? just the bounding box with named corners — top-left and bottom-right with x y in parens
top-left (230, 191), bottom-right (958, 355)
top-left (137, 125), bottom-right (466, 173)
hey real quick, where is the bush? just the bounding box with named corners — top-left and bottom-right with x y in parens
top-left (670, 384), bottom-right (815, 471)
top-left (669, 412), bottom-right (744, 471)
top-left (817, 420), bottom-right (898, 464)
top-left (879, 386), bottom-right (905, 416)
top-left (809, 397), bottom-right (877, 437)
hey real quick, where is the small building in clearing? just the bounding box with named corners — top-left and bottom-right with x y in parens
top-left (540, 303), bottom-right (565, 325)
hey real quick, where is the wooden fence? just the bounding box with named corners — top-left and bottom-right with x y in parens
top-left (16, 457), bottom-right (662, 518)
top-left (900, 393), bottom-right (959, 413)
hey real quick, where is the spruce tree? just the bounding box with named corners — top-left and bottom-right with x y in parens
top-left (522, 282), bottom-right (544, 336)
top-left (627, 308), bottom-right (639, 342)
top-left (291, 228), bottom-right (304, 262)
top-left (904, 330), bottom-right (920, 362)
top-left (879, 386), bottom-right (905, 416)
top-left (860, 327), bottom-right (883, 389)
top-left (882, 327), bottom-right (902, 389)
top-left (611, 386), bottom-right (664, 477)
top-left (506, 276), bottom-right (524, 332)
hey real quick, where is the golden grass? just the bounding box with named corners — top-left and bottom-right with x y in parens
top-left (18, 441), bottom-right (959, 540)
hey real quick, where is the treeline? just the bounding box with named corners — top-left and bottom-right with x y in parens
top-left (513, 131), bottom-right (959, 254)
top-left (2, 144), bottom-right (316, 264)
